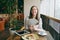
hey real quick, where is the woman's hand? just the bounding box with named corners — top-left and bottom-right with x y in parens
top-left (29, 25), bottom-right (34, 32)
top-left (34, 25), bottom-right (43, 31)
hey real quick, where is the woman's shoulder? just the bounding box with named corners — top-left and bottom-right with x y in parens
top-left (25, 16), bottom-right (29, 20)
top-left (40, 17), bottom-right (42, 20)
top-left (39, 17), bottom-right (42, 22)
top-left (38, 17), bottom-right (42, 20)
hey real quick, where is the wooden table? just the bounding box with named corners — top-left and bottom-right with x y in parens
top-left (21, 33), bottom-right (47, 40)
top-left (7, 31), bottom-right (47, 40)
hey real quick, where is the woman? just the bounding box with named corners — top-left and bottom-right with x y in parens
top-left (25, 6), bottom-right (47, 35)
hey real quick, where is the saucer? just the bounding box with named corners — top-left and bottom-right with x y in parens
top-left (38, 31), bottom-right (47, 36)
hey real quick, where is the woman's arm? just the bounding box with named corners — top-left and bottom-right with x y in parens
top-left (39, 18), bottom-right (43, 29)
top-left (34, 18), bottom-right (44, 31)
top-left (25, 16), bottom-right (29, 29)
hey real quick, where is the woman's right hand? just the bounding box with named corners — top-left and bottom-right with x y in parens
top-left (29, 25), bottom-right (34, 32)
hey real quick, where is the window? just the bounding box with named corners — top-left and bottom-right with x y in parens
top-left (55, 0), bottom-right (60, 19)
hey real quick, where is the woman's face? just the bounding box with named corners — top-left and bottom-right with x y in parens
top-left (31, 7), bottom-right (38, 17)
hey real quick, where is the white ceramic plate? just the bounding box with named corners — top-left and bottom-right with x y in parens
top-left (38, 31), bottom-right (47, 36)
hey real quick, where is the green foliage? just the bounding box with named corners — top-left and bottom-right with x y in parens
top-left (10, 17), bottom-right (24, 30)
top-left (0, 0), bottom-right (16, 14)
top-left (18, 0), bottom-right (24, 13)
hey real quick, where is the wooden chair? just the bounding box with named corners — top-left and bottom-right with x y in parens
top-left (0, 18), bottom-right (5, 31)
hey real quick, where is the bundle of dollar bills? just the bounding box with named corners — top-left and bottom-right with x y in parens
top-left (28, 18), bottom-right (38, 26)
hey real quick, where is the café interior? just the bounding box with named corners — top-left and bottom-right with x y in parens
top-left (0, 0), bottom-right (60, 40)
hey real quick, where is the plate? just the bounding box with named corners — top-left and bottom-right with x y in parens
top-left (38, 31), bottom-right (47, 36)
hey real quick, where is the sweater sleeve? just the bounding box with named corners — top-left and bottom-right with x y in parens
top-left (34, 18), bottom-right (43, 30)
top-left (25, 16), bottom-right (29, 29)
top-left (38, 18), bottom-right (43, 29)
